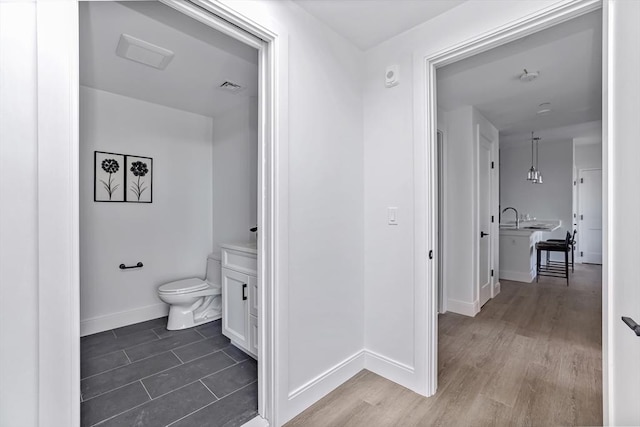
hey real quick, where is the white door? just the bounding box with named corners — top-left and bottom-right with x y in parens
top-left (578, 169), bottom-right (602, 264)
top-left (221, 268), bottom-right (249, 348)
top-left (478, 133), bottom-right (492, 307)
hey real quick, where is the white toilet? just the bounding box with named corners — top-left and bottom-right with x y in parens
top-left (158, 254), bottom-right (222, 330)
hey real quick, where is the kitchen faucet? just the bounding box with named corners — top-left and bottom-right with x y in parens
top-left (502, 207), bottom-right (519, 228)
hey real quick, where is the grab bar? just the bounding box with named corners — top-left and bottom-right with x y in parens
top-left (119, 262), bottom-right (143, 270)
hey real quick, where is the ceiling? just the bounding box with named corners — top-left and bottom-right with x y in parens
top-left (294, 0), bottom-right (465, 50)
top-left (80, 1), bottom-right (258, 118)
top-left (437, 10), bottom-right (602, 139)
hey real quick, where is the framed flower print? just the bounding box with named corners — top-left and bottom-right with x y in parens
top-left (94, 151), bottom-right (125, 202)
top-left (126, 155), bottom-right (153, 203)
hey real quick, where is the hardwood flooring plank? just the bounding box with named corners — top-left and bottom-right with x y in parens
top-left (285, 265), bottom-right (602, 427)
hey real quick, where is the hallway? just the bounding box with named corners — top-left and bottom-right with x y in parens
top-left (287, 264), bottom-right (602, 426)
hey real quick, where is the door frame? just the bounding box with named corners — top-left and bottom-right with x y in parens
top-left (475, 125), bottom-right (497, 308)
top-left (413, 0), bottom-right (607, 415)
top-left (577, 167), bottom-right (603, 264)
top-left (36, 1), bottom-right (288, 425)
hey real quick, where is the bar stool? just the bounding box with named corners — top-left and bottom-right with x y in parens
top-left (546, 229), bottom-right (577, 272)
top-left (535, 231), bottom-right (571, 286)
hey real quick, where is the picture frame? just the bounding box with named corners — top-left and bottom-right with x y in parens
top-left (125, 155), bottom-right (153, 203)
top-left (94, 151), bottom-right (126, 202)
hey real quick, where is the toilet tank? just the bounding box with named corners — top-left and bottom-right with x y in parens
top-left (205, 254), bottom-right (221, 285)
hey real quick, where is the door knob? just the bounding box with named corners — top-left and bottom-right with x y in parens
top-left (480, 231), bottom-right (489, 238)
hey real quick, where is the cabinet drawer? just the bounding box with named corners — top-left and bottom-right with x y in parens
top-left (222, 248), bottom-right (257, 275)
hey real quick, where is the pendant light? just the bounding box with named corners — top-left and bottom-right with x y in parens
top-left (526, 131), bottom-right (537, 181)
top-left (533, 133), bottom-right (543, 184)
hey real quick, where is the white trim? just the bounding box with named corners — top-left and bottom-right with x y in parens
top-left (40, 1), bottom-right (288, 425)
top-left (36, 3), bottom-right (80, 425)
top-left (446, 298), bottom-right (480, 317)
top-left (499, 270), bottom-right (535, 283)
top-left (285, 351), bottom-right (365, 420)
top-left (414, 0), bottom-right (604, 399)
top-left (80, 303), bottom-right (170, 337)
top-left (241, 416), bottom-right (270, 427)
top-left (493, 281), bottom-right (501, 297)
top-left (364, 350), bottom-right (416, 389)
top-left (602, 2), bottom-right (612, 421)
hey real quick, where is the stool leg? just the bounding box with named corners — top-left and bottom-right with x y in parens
top-left (565, 249), bottom-right (569, 286)
top-left (546, 250), bottom-right (549, 266)
top-left (571, 245), bottom-right (574, 272)
top-left (536, 248), bottom-right (541, 283)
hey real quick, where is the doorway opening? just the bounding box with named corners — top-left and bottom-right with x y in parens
top-left (76, 1), bottom-right (276, 425)
top-left (429, 5), bottom-right (604, 424)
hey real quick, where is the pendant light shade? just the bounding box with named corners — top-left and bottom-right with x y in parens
top-left (533, 133), bottom-right (543, 184)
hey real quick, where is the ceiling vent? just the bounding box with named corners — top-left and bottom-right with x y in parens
top-left (116, 34), bottom-right (174, 70)
top-left (218, 81), bottom-right (245, 93)
top-left (519, 69), bottom-right (539, 82)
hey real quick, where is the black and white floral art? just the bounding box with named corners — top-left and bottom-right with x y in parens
top-left (126, 155), bottom-right (153, 203)
top-left (94, 151), bottom-right (125, 202)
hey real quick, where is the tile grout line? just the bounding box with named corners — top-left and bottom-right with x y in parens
top-left (194, 329), bottom-right (208, 339)
top-left (165, 380), bottom-right (258, 427)
top-left (199, 379), bottom-right (219, 400)
top-left (139, 380), bottom-right (154, 401)
top-left (82, 348), bottom-right (236, 402)
top-left (171, 350), bottom-right (184, 364)
top-left (90, 378), bottom-right (219, 427)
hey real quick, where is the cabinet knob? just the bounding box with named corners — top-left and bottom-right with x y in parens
top-left (242, 284), bottom-right (247, 301)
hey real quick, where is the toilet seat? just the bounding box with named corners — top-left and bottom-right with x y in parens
top-left (158, 278), bottom-right (211, 295)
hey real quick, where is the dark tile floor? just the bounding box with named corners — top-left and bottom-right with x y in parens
top-left (80, 317), bottom-right (258, 426)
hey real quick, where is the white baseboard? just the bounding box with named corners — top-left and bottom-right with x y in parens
top-left (499, 269), bottom-right (535, 283)
top-left (493, 281), bottom-right (501, 297)
top-left (241, 416), bottom-right (269, 427)
top-left (447, 298), bottom-right (480, 317)
top-left (80, 303), bottom-right (169, 337)
top-left (285, 350), bottom-right (365, 423)
top-left (364, 350), bottom-right (416, 391)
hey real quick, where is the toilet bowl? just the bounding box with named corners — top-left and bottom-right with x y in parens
top-left (158, 255), bottom-right (222, 330)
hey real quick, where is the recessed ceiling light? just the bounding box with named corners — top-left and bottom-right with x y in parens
top-left (537, 102), bottom-right (552, 114)
top-left (520, 69), bottom-right (539, 82)
top-left (116, 34), bottom-right (174, 70)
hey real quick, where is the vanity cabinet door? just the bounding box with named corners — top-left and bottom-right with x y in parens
top-left (249, 314), bottom-right (258, 356)
top-left (221, 268), bottom-right (249, 349)
top-left (249, 275), bottom-right (258, 317)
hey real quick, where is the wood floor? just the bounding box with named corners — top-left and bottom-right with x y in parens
top-left (286, 264), bottom-right (602, 427)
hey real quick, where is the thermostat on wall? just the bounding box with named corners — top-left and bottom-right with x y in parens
top-left (385, 65), bottom-right (399, 88)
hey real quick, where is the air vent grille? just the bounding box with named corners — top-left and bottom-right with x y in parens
top-left (219, 81), bottom-right (244, 93)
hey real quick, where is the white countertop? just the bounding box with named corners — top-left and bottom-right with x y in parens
top-left (499, 219), bottom-right (561, 236)
top-left (219, 241), bottom-right (258, 254)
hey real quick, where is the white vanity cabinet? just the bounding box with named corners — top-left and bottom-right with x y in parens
top-left (220, 243), bottom-right (258, 359)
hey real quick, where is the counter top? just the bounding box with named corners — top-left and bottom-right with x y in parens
top-left (219, 241), bottom-right (258, 254)
top-left (499, 219), bottom-right (561, 236)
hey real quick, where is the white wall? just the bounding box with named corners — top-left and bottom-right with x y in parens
top-left (217, 1), bottom-right (365, 423)
top-left (438, 106), bottom-right (499, 316)
top-left (0, 4), bottom-right (39, 425)
top-left (79, 86), bottom-right (214, 335)
top-left (609, 2), bottom-right (640, 423)
top-left (442, 107), bottom-right (475, 308)
top-left (500, 139), bottom-right (573, 242)
top-left (363, 0), bottom-right (561, 394)
top-left (575, 142), bottom-right (602, 169)
top-left (212, 97), bottom-right (258, 254)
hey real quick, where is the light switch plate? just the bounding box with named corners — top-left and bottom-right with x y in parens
top-left (388, 207), bottom-right (398, 225)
